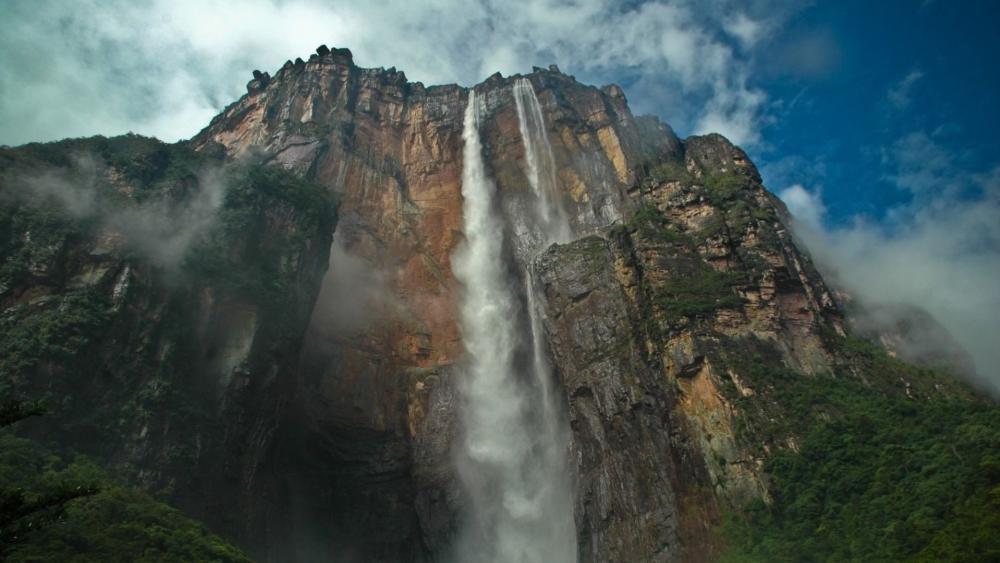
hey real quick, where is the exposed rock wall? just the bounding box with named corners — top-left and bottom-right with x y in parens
top-left (194, 46), bottom-right (688, 560)
top-left (533, 142), bottom-right (842, 560)
top-left (190, 45), bottom-right (886, 561)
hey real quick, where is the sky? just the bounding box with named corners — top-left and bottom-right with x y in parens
top-left (1, 0), bottom-right (998, 389)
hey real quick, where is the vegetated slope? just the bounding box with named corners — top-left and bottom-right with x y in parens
top-left (624, 148), bottom-right (1000, 562)
top-left (720, 363), bottom-right (1000, 562)
top-left (0, 134), bottom-right (336, 557)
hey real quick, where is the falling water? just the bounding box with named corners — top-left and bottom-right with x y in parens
top-left (453, 89), bottom-right (576, 563)
top-left (513, 77), bottom-right (578, 562)
top-left (513, 76), bottom-right (574, 427)
top-left (513, 78), bottom-right (572, 245)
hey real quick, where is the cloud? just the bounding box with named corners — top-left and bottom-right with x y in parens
top-left (0, 0), bottom-right (800, 148)
top-left (759, 153), bottom-right (828, 194)
top-left (780, 183), bottom-right (826, 228)
top-left (886, 69), bottom-right (924, 110)
top-left (882, 130), bottom-right (963, 196)
top-left (779, 133), bottom-right (1000, 394)
top-left (724, 13), bottom-right (768, 49)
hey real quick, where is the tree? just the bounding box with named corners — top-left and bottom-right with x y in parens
top-left (0, 397), bottom-right (99, 553)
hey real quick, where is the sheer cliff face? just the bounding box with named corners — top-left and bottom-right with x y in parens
top-left (195, 53), bottom-right (676, 370)
top-left (192, 48), bottom-right (948, 561)
top-left (193, 51), bottom-right (688, 559)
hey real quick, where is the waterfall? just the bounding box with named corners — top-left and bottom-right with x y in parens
top-left (512, 78), bottom-right (576, 558)
top-left (513, 76), bottom-right (574, 414)
top-left (513, 78), bottom-right (572, 245)
top-left (453, 89), bottom-right (576, 563)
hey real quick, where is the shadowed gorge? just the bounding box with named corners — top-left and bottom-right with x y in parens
top-left (1, 44), bottom-right (997, 563)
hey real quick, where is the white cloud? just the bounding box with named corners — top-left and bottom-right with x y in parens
top-left (886, 69), bottom-right (925, 110)
top-left (780, 135), bottom-right (1000, 394)
top-left (779, 184), bottom-right (826, 228)
top-left (5, 156), bottom-right (227, 269)
top-left (724, 13), bottom-right (767, 49)
top-left (0, 0), bottom-right (787, 147)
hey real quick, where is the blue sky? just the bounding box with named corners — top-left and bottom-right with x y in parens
top-left (754, 0), bottom-right (1000, 223)
top-left (1, 0), bottom-right (998, 388)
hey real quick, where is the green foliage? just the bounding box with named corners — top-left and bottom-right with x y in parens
top-left (617, 205), bottom-right (744, 319)
top-left (0, 135), bottom-right (333, 561)
top-left (826, 330), bottom-right (972, 398)
top-left (2, 132), bottom-right (334, 311)
top-left (724, 199), bottom-right (775, 237)
top-left (103, 136), bottom-right (209, 192)
top-left (0, 399), bottom-right (47, 428)
top-left (0, 291), bottom-right (113, 380)
top-left (697, 214), bottom-right (727, 240)
top-left (0, 433), bottom-right (250, 562)
top-left (0, 134), bottom-right (217, 199)
top-left (565, 235), bottom-right (608, 260)
top-left (656, 266), bottom-right (744, 318)
top-left (0, 204), bottom-right (83, 291)
top-left (624, 204), bottom-right (692, 245)
top-left (649, 160), bottom-right (693, 184)
top-left (183, 162), bottom-right (335, 307)
top-left (721, 369), bottom-right (1000, 562)
top-left (703, 171), bottom-right (748, 205)
top-left (233, 161), bottom-right (334, 229)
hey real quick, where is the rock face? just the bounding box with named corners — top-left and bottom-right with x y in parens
top-left (193, 48), bottom-right (686, 560)
top-left (2, 48), bottom-right (975, 562)
top-left (533, 154), bottom-right (839, 561)
top-left (185, 47), bottom-right (976, 562)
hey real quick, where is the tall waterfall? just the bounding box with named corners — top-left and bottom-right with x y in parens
top-left (512, 77), bottom-right (577, 562)
top-left (513, 78), bottom-right (572, 245)
top-left (513, 77), bottom-right (574, 415)
top-left (453, 88), bottom-right (576, 563)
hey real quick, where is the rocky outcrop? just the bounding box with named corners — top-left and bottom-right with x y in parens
top-left (532, 137), bottom-right (838, 561)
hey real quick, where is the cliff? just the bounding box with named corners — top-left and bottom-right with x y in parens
top-left (1, 45), bottom-right (992, 562)
top-left (192, 46), bottom-right (693, 560)
top-left (0, 135), bottom-right (335, 551)
top-left (190, 45), bottom-right (977, 561)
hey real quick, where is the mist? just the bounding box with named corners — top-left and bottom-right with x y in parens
top-left (780, 171), bottom-right (1000, 394)
top-left (305, 237), bottom-right (400, 339)
top-left (2, 154), bottom-right (227, 270)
